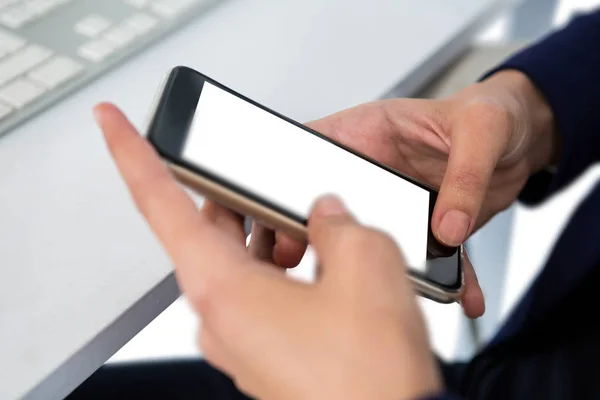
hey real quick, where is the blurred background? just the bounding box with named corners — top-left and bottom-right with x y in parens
top-left (107, 0), bottom-right (600, 364)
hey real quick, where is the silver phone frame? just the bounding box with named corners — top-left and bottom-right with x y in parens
top-left (145, 72), bottom-right (465, 305)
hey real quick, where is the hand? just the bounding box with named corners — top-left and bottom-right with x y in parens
top-left (95, 104), bottom-right (443, 400)
top-left (255, 70), bottom-right (559, 319)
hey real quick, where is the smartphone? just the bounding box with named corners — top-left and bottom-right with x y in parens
top-left (145, 66), bottom-right (464, 303)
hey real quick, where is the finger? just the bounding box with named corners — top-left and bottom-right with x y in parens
top-left (198, 254), bottom-right (309, 368)
top-left (94, 103), bottom-right (205, 259)
top-left (307, 195), bottom-right (357, 270)
top-left (201, 200), bottom-right (246, 245)
top-left (307, 195), bottom-right (400, 274)
top-left (433, 103), bottom-right (510, 246)
top-left (96, 102), bottom-right (252, 313)
top-left (248, 221), bottom-right (276, 263)
top-left (308, 195), bottom-right (411, 305)
top-left (273, 231), bottom-right (306, 268)
top-left (459, 251), bottom-right (485, 319)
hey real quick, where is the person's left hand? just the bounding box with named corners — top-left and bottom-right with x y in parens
top-left (95, 104), bottom-right (445, 400)
top-left (248, 104), bottom-right (485, 319)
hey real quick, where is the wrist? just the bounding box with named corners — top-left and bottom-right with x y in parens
top-left (485, 70), bottom-right (560, 174)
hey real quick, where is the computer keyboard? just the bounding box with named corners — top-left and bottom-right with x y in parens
top-left (0, 0), bottom-right (223, 138)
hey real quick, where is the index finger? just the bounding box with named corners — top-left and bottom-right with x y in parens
top-left (94, 103), bottom-right (205, 261)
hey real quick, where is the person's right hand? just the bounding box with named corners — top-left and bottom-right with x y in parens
top-left (251, 70), bottom-right (560, 318)
top-left (95, 105), bottom-right (444, 400)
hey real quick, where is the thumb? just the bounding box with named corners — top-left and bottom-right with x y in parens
top-left (307, 195), bottom-right (358, 276)
top-left (308, 196), bottom-right (404, 282)
top-left (433, 104), bottom-right (510, 246)
top-left (309, 195), bottom-right (412, 303)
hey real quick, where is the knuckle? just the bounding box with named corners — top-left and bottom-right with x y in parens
top-left (187, 264), bottom-right (242, 321)
top-left (196, 210), bottom-right (215, 232)
top-left (131, 173), bottom-right (173, 218)
top-left (466, 100), bottom-right (510, 125)
top-left (464, 100), bottom-right (515, 141)
top-left (339, 226), bottom-right (397, 254)
top-left (188, 281), bottom-right (214, 317)
top-left (451, 167), bottom-right (487, 196)
top-left (187, 273), bottom-right (224, 319)
top-left (131, 187), bottom-right (159, 220)
top-left (337, 225), bottom-right (371, 248)
top-left (366, 230), bottom-right (400, 256)
top-left (106, 126), bottom-right (136, 159)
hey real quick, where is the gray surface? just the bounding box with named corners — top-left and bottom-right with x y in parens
top-left (0, 1), bottom-right (509, 398)
top-left (25, 275), bottom-right (180, 400)
top-left (379, 0), bottom-right (509, 100)
top-left (509, 0), bottom-right (559, 41)
top-left (417, 43), bottom-right (527, 99)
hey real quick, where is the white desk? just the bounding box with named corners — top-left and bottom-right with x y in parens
top-left (0, 1), bottom-right (508, 398)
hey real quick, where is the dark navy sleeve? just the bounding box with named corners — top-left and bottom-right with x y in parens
top-left (418, 393), bottom-right (462, 400)
top-left (483, 9), bottom-right (600, 205)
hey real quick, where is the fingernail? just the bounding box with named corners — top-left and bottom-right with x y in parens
top-left (93, 105), bottom-right (105, 127)
top-left (313, 195), bottom-right (348, 217)
top-left (438, 210), bottom-right (471, 246)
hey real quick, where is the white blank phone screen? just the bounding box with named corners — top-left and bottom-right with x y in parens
top-left (183, 82), bottom-right (430, 271)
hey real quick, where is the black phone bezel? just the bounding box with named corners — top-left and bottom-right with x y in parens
top-left (147, 66), bottom-right (462, 291)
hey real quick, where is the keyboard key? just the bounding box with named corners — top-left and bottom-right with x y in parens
top-left (0, 29), bottom-right (25, 53)
top-left (0, 0), bottom-right (20, 10)
top-left (124, 12), bottom-right (157, 35)
top-left (20, 2), bottom-right (40, 17)
top-left (103, 25), bottom-right (136, 48)
top-left (26, 0), bottom-right (57, 15)
top-left (0, 7), bottom-right (30, 28)
top-left (151, 0), bottom-right (199, 19)
top-left (78, 39), bottom-right (115, 62)
top-left (0, 101), bottom-right (12, 119)
top-left (0, 44), bottom-right (52, 86)
top-left (0, 0), bottom-right (71, 28)
top-left (123, 0), bottom-right (151, 8)
top-left (0, 78), bottom-right (45, 108)
top-left (75, 14), bottom-right (112, 38)
top-left (31, 0), bottom-right (71, 14)
top-left (29, 55), bottom-right (83, 88)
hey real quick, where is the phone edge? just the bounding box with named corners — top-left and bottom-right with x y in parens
top-left (147, 67), bottom-right (464, 304)
top-left (168, 163), bottom-right (463, 304)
